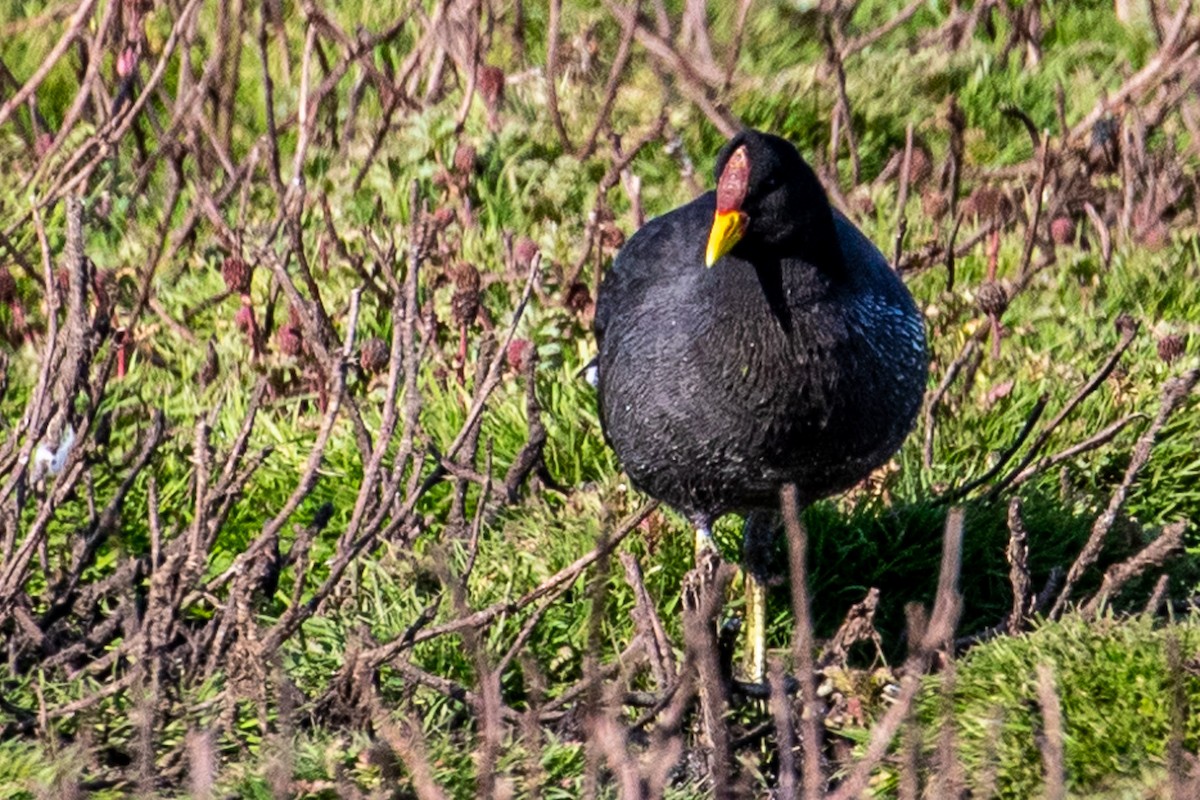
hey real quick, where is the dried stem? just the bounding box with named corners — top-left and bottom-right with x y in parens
top-left (781, 484), bottom-right (824, 800)
top-left (1051, 368), bottom-right (1199, 617)
top-left (1035, 663), bottom-right (1066, 800)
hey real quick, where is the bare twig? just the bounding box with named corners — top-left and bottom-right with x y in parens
top-left (1081, 521), bottom-right (1187, 616)
top-left (769, 659), bottom-right (798, 799)
top-left (923, 334), bottom-right (984, 469)
top-left (843, 0), bottom-right (926, 58)
top-left (829, 508), bottom-right (963, 800)
top-left (0, 0), bottom-right (101, 128)
top-left (1052, 369), bottom-right (1199, 617)
top-left (823, 19), bottom-right (861, 184)
top-left (892, 123), bottom-right (914, 270)
top-left (579, 0), bottom-right (641, 158)
top-left (681, 546), bottom-right (736, 795)
top-left (1035, 663), bottom-right (1066, 800)
top-left (1069, 1), bottom-right (1198, 142)
top-left (988, 321), bottom-right (1141, 500)
top-left (1006, 413), bottom-right (1144, 490)
top-left (781, 484), bottom-right (824, 800)
top-left (1006, 497), bottom-right (1032, 634)
top-left (545, 0), bottom-right (574, 151)
top-left (938, 392), bottom-right (1049, 504)
top-left (602, 0), bottom-right (740, 136)
top-left (620, 551), bottom-right (676, 689)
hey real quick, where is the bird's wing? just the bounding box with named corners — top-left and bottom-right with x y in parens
top-left (594, 195), bottom-right (714, 343)
top-left (831, 208), bottom-right (890, 276)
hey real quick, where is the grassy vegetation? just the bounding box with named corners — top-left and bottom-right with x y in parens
top-left (0, 0), bottom-right (1198, 796)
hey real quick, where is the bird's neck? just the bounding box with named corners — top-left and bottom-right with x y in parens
top-left (743, 210), bottom-right (846, 280)
top-left (789, 201), bottom-right (845, 277)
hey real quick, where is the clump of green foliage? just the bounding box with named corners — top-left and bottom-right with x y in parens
top-left (0, 0), bottom-right (1197, 797)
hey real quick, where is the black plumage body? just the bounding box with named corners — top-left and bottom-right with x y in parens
top-left (593, 132), bottom-right (927, 528)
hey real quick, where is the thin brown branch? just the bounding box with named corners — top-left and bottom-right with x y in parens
top-left (579, 0), bottom-right (641, 158)
top-left (1081, 521), bottom-right (1187, 616)
top-left (988, 321), bottom-right (1141, 500)
top-left (1006, 497), bottom-right (1032, 634)
top-left (602, 0), bottom-right (740, 136)
top-left (619, 551), bottom-right (676, 689)
top-left (1006, 413), bottom-right (1144, 490)
top-left (545, 0), bottom-right (574, 151)
top-left (0, 0), bottom-right (101, 128)
top-left (781, 484), bottom-right (824, 800)
top-left (938, 392), bottom-right (1049, 504)
top-left (1051, 368), bottom-right (1199, 617)
top-left (829, 507), bottom-right (963, 800)
top-left (892, 123), bottom-right (914, 269)
top-left (1035, 663), bottom-right (1066, 800)
top-left (922, 333), bottom-right (984, 469)
top-left (844, 0), bottom-right (925, 58)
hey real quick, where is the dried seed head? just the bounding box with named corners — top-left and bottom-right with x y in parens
top-left (450, 263), bottom-right (482, 328)
top-left (0, 268), bottom-right (15, 304)
top-left (92, 269), bottom-right (117, 309)
top-left (1136, 219), bottom-right (1170, 251)
top-left (94, 193), bottom-right (112, 219)
top-left (505, 338), bottom-right (534, 372)
top-left (599, 222), bottom-right (625, 250)
top-left (961, 186), bottom-right (1010, 220)
top-left (198, 340), bottom-right (219, 387)
top-left (277, 324), bottom-right (303, 357)
top-left (514, 237), bottom-right (539, 269)
top-left (975, 281), bottom-right (1008, 317)
top-left (906, 145), bottom-right (934, 187)
top-left (235, 304), bottom-right (255, 333)
top-left (360, 337), bottom-right (389, 374)
top-left (1157, 334), bottom-right (1186, 364)
top-left (477, 65), bottom-right (505, 111)
top-left (921, 189), bottom-right (949, 221)
top-left (564, 282), bottom-right (592, 314)
top-left (222, 257), bottom-right (252, 295)
top-left (1114, 313), bottom-right (1138, 337)
top-left (1049, 216), bottom-right (1075, 245)
top-left (850, 192), bottom-right (875, 218)
top-left (432, 206), bottom-right (456, 229)
top-left (117, 46), bottom-right (138, 78)
top-left (452, 143), bottom-right (477, 176)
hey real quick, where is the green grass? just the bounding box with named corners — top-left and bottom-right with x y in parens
top-left (0, 0), bottom-right (1198, 796)
top-left (904, 615), bottom-right (1200, 798)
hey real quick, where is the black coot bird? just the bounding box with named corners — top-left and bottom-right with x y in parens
top-left (592, 130), bottom-right (928, 680)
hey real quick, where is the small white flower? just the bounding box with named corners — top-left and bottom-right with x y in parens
top-left (33, 425), bottom-right (75, 479)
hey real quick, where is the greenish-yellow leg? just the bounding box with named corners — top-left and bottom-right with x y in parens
top-left (742, 570), bottom-right (767, 683)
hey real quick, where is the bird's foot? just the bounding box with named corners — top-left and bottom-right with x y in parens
top-left (731, 671), bottom-right (802, 699)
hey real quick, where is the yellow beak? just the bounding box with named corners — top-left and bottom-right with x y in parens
top-left (705, 209), bottom-right (747, 267)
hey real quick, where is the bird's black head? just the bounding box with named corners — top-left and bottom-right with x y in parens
top-left (707, 129), bottom-right (841, 273)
